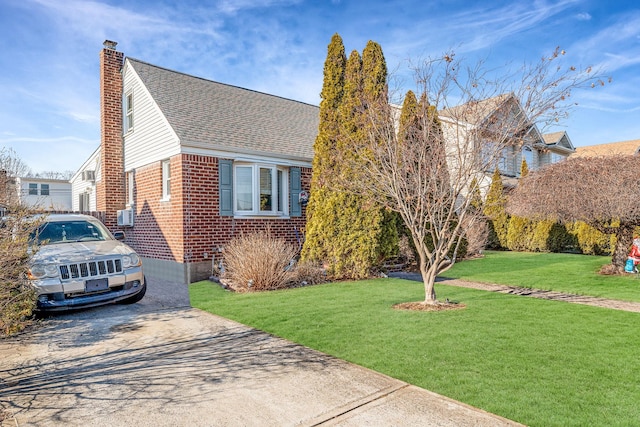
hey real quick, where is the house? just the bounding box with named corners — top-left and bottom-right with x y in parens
top-left (70, 147), bottom-right (99, 212)
top-left (78, 41), bottom-right (578, 284)
top-left (438, 93), bottom-right (575, 190)
top-left (571, 139), bottom-right (640, 158)
top-left (15, 177), bottom-right (72, 211)
top-left (75, 41), bottom-right (318, 284)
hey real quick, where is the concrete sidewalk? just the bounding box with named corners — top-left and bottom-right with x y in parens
top-left (0, 278), bottom-right (523, 426)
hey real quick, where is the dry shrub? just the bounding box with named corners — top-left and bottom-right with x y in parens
top-left (462, 215), bottom-right (489, 258)
top-left (398, 235), bottom-right (416, 265)
top-left (222, 229), bottom-right (299, 292)
top-left (598, 263), bottom-right (621, 275)
top-left (1, 208), bottom-right (41, 336)
top-left (286, 260), bottom-right (327, 287)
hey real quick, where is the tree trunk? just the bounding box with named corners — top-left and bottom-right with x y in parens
top-left (612, 224), bottom-right (635, 272)
top-left (419, 259), bottom-right (437, 305)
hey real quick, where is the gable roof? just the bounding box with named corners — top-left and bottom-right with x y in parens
top-left (127, 58), bottom-right (319, 162)
top-left (439, 93), bottom-right (515, 126)
top-left (541, 131), bottom-right (575, 152)
top-left (572, 139), bottom-right (640, 158)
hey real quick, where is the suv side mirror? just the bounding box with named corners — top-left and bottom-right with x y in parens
top-left (113, 231), bottom-right (125, 240)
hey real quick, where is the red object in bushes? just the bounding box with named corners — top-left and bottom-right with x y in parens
top-left (630, 239), bottom-right (640, 265)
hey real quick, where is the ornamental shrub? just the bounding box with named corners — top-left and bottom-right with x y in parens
top-left (222, 229), bottom-right (299, 292)
top-left (569, 221), bottom-right (614, 256)
top-left (0, 207), bottom-right (40, 336)
top-left (484, 169), bottom-right (509, 249)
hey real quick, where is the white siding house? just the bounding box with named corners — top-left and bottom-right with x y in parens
top-left (70, 147), bottom-right (100, 212)
top-left (16, 177), bottom-right (72, 211)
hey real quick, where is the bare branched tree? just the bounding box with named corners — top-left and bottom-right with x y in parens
top-left (0, 147), bottom-right (32, 179)
top-left (29, 170), bottom-right (75, 180)
top-left (0, 206), bottom-right (42, 335)
top-left (1, 148), bottom-right (31, 206)
top-left (342, 48), bottom-right (605, 305)
top-left (508, 155), bottom-right (640, 273)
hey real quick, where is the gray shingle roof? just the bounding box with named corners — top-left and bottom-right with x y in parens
top-left (128, 58), bottom-right (319, 162)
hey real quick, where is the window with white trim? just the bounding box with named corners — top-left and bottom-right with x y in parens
top-left (234, 163), bottom-right (288, 215)
top-left (124, 91), bottom-right (134, 133)
top-left (522, 146), bottom-right (534, 172)
top-left (40, 184), bottom-right (50, 196)
top-left (550, 152), bottom-right (565, 164)
top-left (28, 183), bottom-right (37, 195)
top-left (161, 160), bottom-right (171, 200)
top-left (79, 193), bottom-right (90, 212)
top-left (127, 171), bottom-right (135, 206)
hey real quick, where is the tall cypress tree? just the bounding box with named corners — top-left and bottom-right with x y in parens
top-left (398, 90), bottom-right (418, 143)
top-left (484, 168), bottom-right (510, 249)
top-left (507, 159), bottom-right (535, 251)
top-left (301, 34), bottom-right (346, 265)
top-left (302, 37), bottom-right (398, 279)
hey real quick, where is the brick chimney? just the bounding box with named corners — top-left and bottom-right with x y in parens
top-left (97, 40), bottom-right (125, 228)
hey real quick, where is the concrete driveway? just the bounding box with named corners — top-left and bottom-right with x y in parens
top-left (0, 278), bottom-right (522, 426)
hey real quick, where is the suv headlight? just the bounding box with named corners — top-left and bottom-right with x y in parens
top-left (28, 264), bottom-right (59, 280)
top-left (122, 253), bottom-right (141, 269)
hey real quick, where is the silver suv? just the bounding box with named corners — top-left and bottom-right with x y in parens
top-left (29, 214), bottom-right (146, 312)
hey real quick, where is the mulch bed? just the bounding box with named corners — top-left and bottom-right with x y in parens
top-left (393, 301), bottom-right (466, 312)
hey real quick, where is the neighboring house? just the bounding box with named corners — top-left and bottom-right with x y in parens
top-left (79, 41), bottom-right (577, 284)
top-left (77, 41), bottom-right (318, 284)
top-left (16, 177), bottom-right (72, 211)
top-left (571, 139), bottom-right (640, 158)
top-left (70, 147), bottom-right (100, 212)
top-left (438, 93), bottom-right (575, 191)
top-left (538, 131), bottom-right (576, 167)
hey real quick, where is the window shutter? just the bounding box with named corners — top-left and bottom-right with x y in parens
top-left (219, 159), bottom-right (233, 216)
top-left (289, 167), bottom-right (301, 217)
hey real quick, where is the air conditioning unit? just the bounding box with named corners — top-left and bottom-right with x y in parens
top-left (82, 170), bottom-right (95, 182)
top-left (117, 209), bottom-right (134, 227)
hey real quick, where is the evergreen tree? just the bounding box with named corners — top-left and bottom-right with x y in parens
top-left (507, 159), bottom-right (536, 251)
top-left (302, 37), bottom-right (398, 279)
top-left (301, 34), bottom-right (346, 265)
top-left (484, 169), bottom-right (509, 249)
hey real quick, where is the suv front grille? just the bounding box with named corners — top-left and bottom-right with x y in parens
top-left (59, 258), bottom-right (122, 280)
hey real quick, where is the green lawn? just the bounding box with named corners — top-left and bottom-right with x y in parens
top-left (445, 250), bottom-right (640, 302)
top-left (190, 252), bottom-right (640, 426)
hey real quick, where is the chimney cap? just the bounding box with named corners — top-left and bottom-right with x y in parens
top-left (103, 40), bottom-right (118, 50)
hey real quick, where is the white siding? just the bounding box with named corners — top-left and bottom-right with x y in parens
top-left (122, 60), bottom-right (181, 171)
top-left (70, 148), bottom-right (99, 211)
top-left (17, 178), bottom-right (72, 211)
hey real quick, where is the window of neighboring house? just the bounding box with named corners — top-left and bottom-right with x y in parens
top-left (127, 171), bottom-right (135, 207)
top-left (40, 184), bottom-right (50, 196)
top-left (161, 160), bottom-right (171, 200)
top-left (79, 193), bottom-right (90, 212)
top-left (124, 91), bottom-right (134, 133)
top-left (234, 163), bottom-right (287, 215)
top-left (522, 146), bottom-right (534, 172)
top-left (551, 152), bottom-right (565, 164)
top-left (28, 183), bottom-right (37, 195)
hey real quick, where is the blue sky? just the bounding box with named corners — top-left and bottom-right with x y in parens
top-left (1, 0), bottom-right (639, 174)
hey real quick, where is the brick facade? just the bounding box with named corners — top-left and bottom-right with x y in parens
top-left (97, 41), bottom-right (125, 229)
top-left (122, 154), bottom-right (310, 282)
top-left (99, 42), bottom-right (313, 283)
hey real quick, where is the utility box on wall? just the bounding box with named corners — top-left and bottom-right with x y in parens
top-left (117, 209), bottom-right (134, 227)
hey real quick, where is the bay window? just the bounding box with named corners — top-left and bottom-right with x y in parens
top-left (234, 163), bottom-right (288, 215)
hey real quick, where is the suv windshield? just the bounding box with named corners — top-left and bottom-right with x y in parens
top-left (33, 220), bottom-right (111, 244)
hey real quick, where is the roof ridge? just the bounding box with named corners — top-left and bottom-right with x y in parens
top-left (126, 57), bottom-right (318, 108)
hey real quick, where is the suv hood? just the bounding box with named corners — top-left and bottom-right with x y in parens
top-left (33, 240), bottom-right (135, 264)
